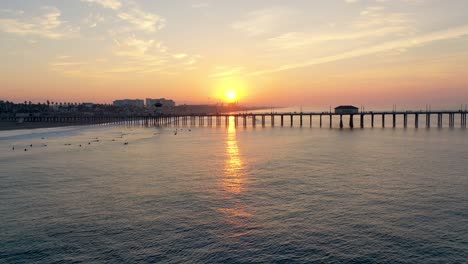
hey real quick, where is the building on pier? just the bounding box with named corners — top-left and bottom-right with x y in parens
top-left (335, 105), bottom-right (359, 114)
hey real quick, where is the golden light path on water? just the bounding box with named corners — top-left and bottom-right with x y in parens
top-left (224, 116), bottom-right (244, 194)
top-left (219, 116), bottom-right (253, 237)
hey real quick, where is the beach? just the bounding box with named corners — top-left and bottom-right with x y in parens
top-left (0, 121), bottom-right (97, 131)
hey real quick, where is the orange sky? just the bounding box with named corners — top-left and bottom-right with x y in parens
top-left (1, 0), bottom-right (468, 109)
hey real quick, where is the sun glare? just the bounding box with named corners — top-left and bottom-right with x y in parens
top-left (214, 78), bottom-right (248, 104)
top-left (226, 90), bottom-right (237, 102)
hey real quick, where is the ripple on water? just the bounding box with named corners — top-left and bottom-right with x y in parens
top-left (0, 125), bottom-right (467, 263)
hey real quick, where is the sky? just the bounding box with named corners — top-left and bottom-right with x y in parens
top-left (1, 0), bottom-right (468, 108)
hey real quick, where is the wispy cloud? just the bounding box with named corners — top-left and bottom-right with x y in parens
top-left (80, 0), bottom-right (165, 33)
top-left (117, 6), bottom-right (165, 33)
top-left (252, 25), bottom-right (468, 75)
top-left (82, 13), bottom-right (105, 28)
top-left (232, 7), bottom-right (294, 36)
top-left (191, 2), bottom-right (210, 9)
top-left (210, 66), bottom-right (244, 78)
top-left (0, 9), bottom-right (25, 15)
top-left (173, 53), bottom-right (188, 59)
top-left (81, 0), bottom-right (122, 10)
top-left (355, 6), bottom-right (413, 32)
top-left (0, 6), bottom-right (76, 39)
top-left (267, 26), bottom-right (409, 50)
top-left (51, 35), bottom-right (202, 77)
top-left (113, 36), bottom-right (164, 57)
top-left (49, 56), bottom-right (87, 76)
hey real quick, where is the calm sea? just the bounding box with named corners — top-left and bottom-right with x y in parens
top-left (0, 119), bottom-right (467, 263)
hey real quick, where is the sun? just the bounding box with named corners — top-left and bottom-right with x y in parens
top-left (213, 78), bottom-right (247, 104)
top-left (225, 90), bottom-right (238, 103)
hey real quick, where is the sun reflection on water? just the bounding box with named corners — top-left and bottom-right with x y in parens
top-left (219, 117), bottom-right (253, 238)
top-left (224, 117), bottom-right (245, 194)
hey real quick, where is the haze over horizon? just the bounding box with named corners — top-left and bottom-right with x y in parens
top-left (1, 0), bottom-right (468, 108)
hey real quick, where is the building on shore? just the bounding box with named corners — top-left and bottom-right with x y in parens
top-left (146, 98), bottom-right (176, 115)
top-left (113, 99), bottom-right (144, 108)
top-left (335, 105), bottom-right (359, 114)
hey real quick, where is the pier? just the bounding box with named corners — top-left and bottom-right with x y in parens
top-left (1, 110), bottom-right (467, 129)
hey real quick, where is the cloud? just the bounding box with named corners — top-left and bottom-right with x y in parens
top-left (80, 0), bottom-right (165, 33)
top-left (183, 55), bottom-right (202, 65)
top-left (81, 0), bottom-right (122, 10)
top-left (114, 36), bottom-right (160, 57)
top-left (232, 7), bottom-right (294, 36)
top-left (50, 61), bottom-right (87, 67)
top-left (49, 56), bottom-right (87, 76)
top-left (0, 9), bottom-right (25, 15)
top-left (191, 3), bottom-right (210, 9)
top-left (0, 6), bottom-right (76, 39)
top-left (210, 66), bottom-right (244, 78)
top-left (267, 26), bottom-right (409, 50)
top-left (355, 6), bottom-right (412, 31)
top-left (251, 25), bottom-right (468, 75)
top-left (173, 53), bottom-right (188, 59)
top-left (117, 7), bottom-right (165, 33)
top-left (83, 13), bottom-right (105, 28)
top-left (262, 4), bottom-right (415, 61)
top-left (110, 36), bottom-right (200, 71)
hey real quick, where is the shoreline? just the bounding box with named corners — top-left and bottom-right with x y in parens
top-left (0, 122), bottom-right (86, 131)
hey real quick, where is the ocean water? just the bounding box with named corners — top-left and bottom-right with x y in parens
top-left (0, 120), bottom-right (467, 263)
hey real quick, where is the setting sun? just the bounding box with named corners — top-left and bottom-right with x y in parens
top-left (213, 78), bottom-right (248, 104)
top-left (225, 90), bottom-right (238, 102)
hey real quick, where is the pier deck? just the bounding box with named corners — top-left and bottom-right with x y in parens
top-left (2, 110), bottom-right (467, 129)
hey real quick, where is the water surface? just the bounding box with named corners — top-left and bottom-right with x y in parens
top-left (1, 123), bottom-right (467, 263)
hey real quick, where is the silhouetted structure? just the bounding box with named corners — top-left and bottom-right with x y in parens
top-left (145, 98), bottom-right (175, 108)
top-left (113, 99), bottom-right (144, 108)
top-left (335, 106), bottom-right (359, 114)
top-left (2, 110), bottom-right (466, 129)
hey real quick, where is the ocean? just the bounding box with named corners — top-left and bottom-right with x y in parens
top-left (0, 119), bottom-right (467, 263)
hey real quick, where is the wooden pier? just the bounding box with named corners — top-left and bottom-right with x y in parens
top-left (1, 111), bottom-right (467, 129)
